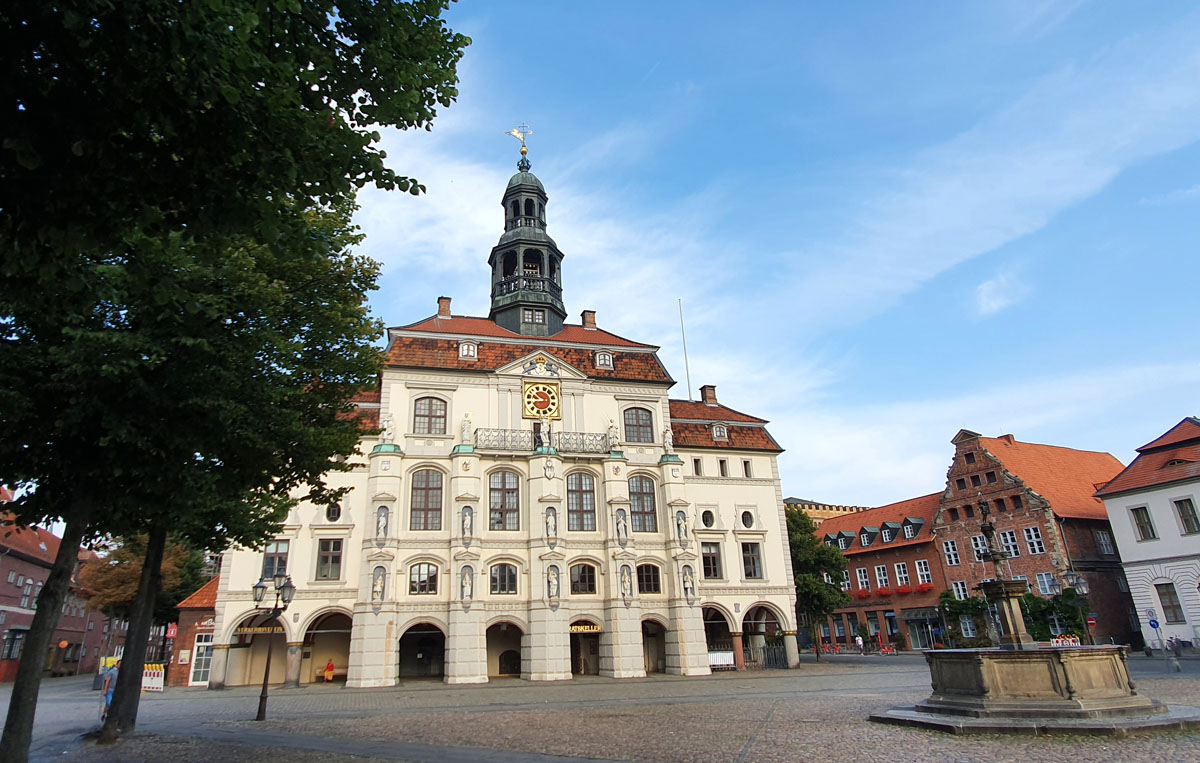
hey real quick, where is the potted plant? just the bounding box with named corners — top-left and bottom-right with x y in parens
top-left (876, 586), bottom-right (893, 597)
top-left (895, 585), bottom-right (913, 595)
top-left (915, 582), bottom-right (934, 593)
top-left (855, 589), bottom-right (871, 600)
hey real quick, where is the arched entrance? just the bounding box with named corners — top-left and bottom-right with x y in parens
top-left (569, 619), bottom-right (601, 676)
top-left (224, 612), bottom-right (286, 687)
top-left (302, 612), bottom-right (352, 684)
top-left (486, 621), bottom-right (523, 678)
top-left (398, 623), bottom-right (446, 679)
top-left (743, 605), bottom-right (786, 669)
top-left (703, 607), bottom-right (736, 671)
top-left (641, 619), bottom-right (667, 674)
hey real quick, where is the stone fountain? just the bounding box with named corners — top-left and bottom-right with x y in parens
top-left (871, 502), bottom-right (1200, 735)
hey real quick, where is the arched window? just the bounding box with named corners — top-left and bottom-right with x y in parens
top-left (489, 470), bottom-right (520, 530)
top-left (413, 397), bottom-right (447, 435)
top-left (629, 476), bottom-right (658, 532)
top-left (524, 198), bottom-right (535, 217)
top-left (538, 203), bottom-right (545, 221)
top-left (637, 564), bottom-right (661, 594)
top-left (409, 563), bottom-right (438, 595)
top-left (566, 472), bottom-right (596, 531)
top-left (410, 469), bottom-right (443, 530)
top-left (490, 563), bottom-right (518, 594)
top-left (510, 200), bottom-right (520, 219)
top-left (570, 563), bottom-right (596, 594)
top-left (623, 407), bottom-right (653, 443)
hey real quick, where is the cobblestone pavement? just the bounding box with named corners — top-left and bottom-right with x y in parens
top-left (6, 653), bottom-right (1198, 762)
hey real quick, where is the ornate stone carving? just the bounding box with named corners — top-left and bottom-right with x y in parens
top-left (375, 506), bottom-right (389, 538)
top-left (371, 566), bottom-right (386, 602)
top-left (615, 509), bottom-right (629, 547)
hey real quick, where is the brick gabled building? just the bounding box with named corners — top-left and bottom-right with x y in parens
top-left (934, 430), bottom-right (1138, 645)
top-left (817, 493), bottom-right (946, 649)
top-left (168, 577), bottom-right (218, 687)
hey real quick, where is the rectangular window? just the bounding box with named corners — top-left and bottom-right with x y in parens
top-left (823, 572), bottom-right (833, 584)
top-left (985, 471), bottom-right (997, 484)
top-left (916, 559), bottom-right (932, 584)
top-left (316, 539), bottom-right (342, 580)
top-left (522, 308), bottom-right (545, 324)
top-left (637, 564), bottom-right (661, 594)
top-left (1175, 498), bottom-right (1200, 535)
top-left (894, 563), bottom-right (910, 586)
top-left (959, 615), bottom-right (976, 638)
top-left (261, 540), bottom-right (289, 580)
top-left (1, 630), bottom-right (27, 661)
top-left (998, 530), bottom-right (1020, 558)
top-left (1023, 526), bottom-right (1046, 554)
top-left (5, 571), bottom-right (13, 583)
top-left (841, 570), bottom-right (851, 591)
top-left (995, 497), bottom-right (1007, 512)
top-left (881, 528), bottom-right (894, 543)
top-left (190, 633), bottom-right (214, 685)
top-left (489, 471), bottom-right (520, 531)
top-left (1036, 572), bottom-right (1056, 595)
top-left (1095, 530), bottom-right (1115, 555)
top-left (1048, 613), bottom-right (1067, 636)
top-left (964, 505), bottom-right (975, 519)
top-left (838, 537), bottom-right (850, 550)
top-left (701, 542), bottom-right (723, 579)
top-left (835, 619), bottom-right (845, 638)
top-left (1130, 506), bottom-right (1157, 540)
top-left (971, 535), bottom-right (988, 562)
top-left (718, 459), bottom-right (728, 478)
top-left (491, 564), bottom-right (518, 595)
top-left (566, 472), bottom-right (596, 532)
top-left (1156, 582), bottom-right (1186, 623)
top-left (970, 475), bottom-right (982, 487)
top-left (692, 458), bottom-right (702, 476)
top-left (856, 568), bottom-right (870, 590)
top-left (874, 565), bottom-right (889, 588)
top-left (742, 460), bottom-right (752, 478)
top-left (1117, 574), bottom-right (1129, 593)
top-left (952, 581), bottom-right (968, 600)
top-left (903, 524), bottom-right (916, 539)
top-left (943, 540), bottom-right (960, 566)
top-left (948, 508), bottom-right (959, 522)
top-left (955, 478), bottom-right (967, 491)
top-left (964, 452), bottom-right (976, 465)
top-left (741, 543), bottom-right (763, 579)
top-left (1011, 495), bottom-right (1023, 510)
top-left (16, 575), bottom-right (23, 587)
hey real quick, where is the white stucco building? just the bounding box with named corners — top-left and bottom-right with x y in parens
top-left (1096, 417), bottom-right (1200, 648)
top-left (204, 151), bottom-right (799, 689)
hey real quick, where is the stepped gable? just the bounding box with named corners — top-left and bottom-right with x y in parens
top-left (385, 315), bottom-right (673, 384)
top-left (814, 493), bottom-right (941, 553)
top-left (1096, 417), bottom-right (1200, 498)
top-left (667, 399), bottom-right (782, 452)
top-left (979, 435), bottom-right (1123, 520)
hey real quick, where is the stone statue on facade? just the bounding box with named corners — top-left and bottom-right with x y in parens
top-left (663, 425), bottom-right (674, 453)
top-left (607, 419), bottom-right (620, 449)
top-left (676, 511), bottom-right (689, 544)
top-left (546, 508), bottom-right (557, 539)
top-left (615, 509), bottom-right (629, 546)
top-left (371, 567), bottom-right (386, 602)
top-left (376, 506), bottom-right (389, 538)
top-left (620, 566), bottom-right (632, 601)
top-left (682, 566), bottom-right (695, 599)
top-left (461, 506), bottom-right (473, 541)
top-left (460, 413), bottom-right (473, 445)
top-left (380, 414), bottom-right (394, 444)
top-left (548, 567), bottom-right (559, 598)
top-left (461, 567), bottom-right (473, 601)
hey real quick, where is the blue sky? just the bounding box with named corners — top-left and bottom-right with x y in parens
top-left (354, 1), bottom-right (1200, 506)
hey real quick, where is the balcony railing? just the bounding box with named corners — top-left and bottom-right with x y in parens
top-left (474, 428), bottom-right (609, 454)
top-left (491, 275), bottom-right (562, 300)
top-left (504, 215), bottom-right (546, 231)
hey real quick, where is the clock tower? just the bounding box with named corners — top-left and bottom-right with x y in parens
top-left (487, 148), bottom-right (567, 336)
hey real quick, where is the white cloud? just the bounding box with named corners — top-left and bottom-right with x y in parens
top-left (975, 270), bottom-right (1031, 316)
top-left (1139, 183), bottom-right (1200, 205)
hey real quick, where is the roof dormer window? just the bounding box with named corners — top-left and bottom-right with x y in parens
top-left (903, 524), bottom-right (916, 539)
top-left (880, 528), bottom-right (894, 543)
top-left (712, 424), bottom-right (728, 441)
top-left (1165, 459), bottom-right (1191, 467)
top-left (838, 537), bottom-right (850, 550)
top-left (859, 532), bottom-right (871, 547)
top-left (459, 341), bottom-right (478, 360)
top-left (595, 351), bottom-right (613, 370)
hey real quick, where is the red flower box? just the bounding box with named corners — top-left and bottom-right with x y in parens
top-left (915, 583), bottom-right (934, 593)
top-left (855, 589), bottom-right (871, 600)
top-left (875, 586), bottom-right (893, 597)
top-left (895, 585), bottom-right (913, 595)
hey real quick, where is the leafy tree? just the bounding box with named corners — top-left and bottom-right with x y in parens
top-left (0, 2), bottom-right (468, 757)
top-left (1020, 590), bottom-right (1089, 641)
top-left (77, 536), bottom-right (206, 625)
top-left (786, 509), bottom-right (850, 661)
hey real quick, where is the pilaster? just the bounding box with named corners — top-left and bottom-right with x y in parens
top-left (347, 604), bottom-right (399, 688)
top-left (527, 602), bottom-right (570, 680)
top-left (445, 606), bottom-right (487, 684)
top-left (284, 642), bottom-right (303, 687)
top-left (667, 601), bottom-right (711, 676)
top-left (207, 644), bottom-right (229, 690)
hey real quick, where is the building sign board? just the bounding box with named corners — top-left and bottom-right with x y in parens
top-left (569, 623), bottom-right (601, 633)
top-left (235, 626), bottom-right (285, 634)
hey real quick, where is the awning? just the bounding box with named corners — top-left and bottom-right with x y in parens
top-left (901, 607), bottom-right (940, 620)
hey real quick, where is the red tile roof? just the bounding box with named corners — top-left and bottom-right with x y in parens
top-left (813, 493), bottom-right (941, 554)
top-left (667, 400), bottom-right (780, 451)
top-left (176, 576), bottom-right (219, 610)
top-left (1096, 418), bottom-right (1200, 498)
top-left (384, 336), bottom-right (673, 384)
top-left (668, 400), bottom-right (767, 424)
top-left (0, 513), bottom-right (61, 566)
top-left (394, 314), bottom-right (656, 348)
top-left (1135, 417), bottom-right (1200, 452)
top-left (978, 436), bottom-right (1123, 520)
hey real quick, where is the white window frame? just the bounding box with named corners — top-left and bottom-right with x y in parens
top-left (943, 540), bottom-right (960, 566)
top-left (838, 537), bottom-right (850, 551)
top-left (881, 528), bottom-right (893, 543)
top-left (856, 568), bottom-right (870, 590)
top-left (1129, 505), bottom-right (1157, 541)
top-left (903, 524), bottom-right (916, 539)
top-left (1048, 613), bottom-right (1067, 636)
top-left (1095, 530), bottom-right (1115, 555)
top-left (916, 559), bottom-right (932, 584)
top-left (894, 562), bottom-right (910, 586)
top-left (594, 351), bottom-right (613, 370)
top-left (1036, 572), bottom-right (1055, 595)
top-left (970, 535), bottom-right (988, 562)
top-left (951, 581), bottom-right (968, 600)
top-left (998, 529), bottom-right (1020, 557)
top-left (860, 532), bottom-right (871, 547)
top-left (874, 565), bottom-right (890, 588)
top-left (189, 633), bottom-right (215, 686)
top-left (1023, 526), bottom-right (1046, 555)
top-left (840, 570), bottom-right (851, 591)
top-left (459, 341), bottom-right (478, 359)
top-left (959, 615), bottom-right (976, 638)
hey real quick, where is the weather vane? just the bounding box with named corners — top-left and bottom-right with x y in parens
top-left (505, 123), bottom-right (533, 170)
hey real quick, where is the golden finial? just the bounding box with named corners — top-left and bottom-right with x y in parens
top-left (505, 123), bottom-right (533, 169)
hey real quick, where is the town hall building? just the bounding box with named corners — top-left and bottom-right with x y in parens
top-left (201, 148), bottom-right (799, 688)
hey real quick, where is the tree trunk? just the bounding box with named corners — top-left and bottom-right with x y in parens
top-left (99, 523), bottom-right (166, 742)
top-left (0, 505), bottom-right (90, 763)
top-left (810, 620), bottom-right (822, 663)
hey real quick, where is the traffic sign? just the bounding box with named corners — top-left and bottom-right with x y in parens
top-left (1087, 616), bottom-right (1097, 627)
top-left (1145, 608), bottom-right (1158, 621)
top-left (1149, 618), bottom-right (1160, 629)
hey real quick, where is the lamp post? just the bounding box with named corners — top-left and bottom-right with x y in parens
top-left (251, 573), bottom-right (295, 721)
top-left (1063, 569), bottom-right (1091, 645)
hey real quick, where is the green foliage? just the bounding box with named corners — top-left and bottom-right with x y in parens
top-left (938, 590), bottom-right (990, 617)
top-left (1020, 591), bottom-right (1089, 641)
top-left (786, 510), bottom-right (851, 649)
top-left (77, 536), bottom-right (206, 624)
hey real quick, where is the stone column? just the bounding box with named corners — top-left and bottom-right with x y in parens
top-left (527, 602), bottom-right (570, 681)
top-left (665, 601), bottom-right (711, 676)
top-left (601, 602), bottom-right (645, 678)
top-left (445, 606), bottom-right (487, 684)
top-left (206, 644), bottom-right (229, 690)
top-left (284, 642), bottom-right (303, 687)
top-left (783, 631), bottom-right (800, 668)
top-left (347, 604), bottom-right (398, 688)
top-left (731, 632), bottom-right (746, 671)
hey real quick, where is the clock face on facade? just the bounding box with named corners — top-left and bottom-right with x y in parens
top-left (523, 381), bottom-right (561, 419)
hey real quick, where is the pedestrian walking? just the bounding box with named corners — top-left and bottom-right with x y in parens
top-left (101, 660), bottom-right (121, 721)
top-left (855, 634), bottom-right (864, 655)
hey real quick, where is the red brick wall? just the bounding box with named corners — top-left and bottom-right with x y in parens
top-left (167, 609), bottom-right (214, 687)
top-left (827, 539), bottom-right (947, 648)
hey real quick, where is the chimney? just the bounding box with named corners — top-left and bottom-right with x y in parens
top-left (700, 384), bottom-right (718, 406)
top-left (437, 296), bottom-right (451, 318)
top-left (1000, 434), bottom-right (1015, 446)
top-left (581, 310), bottom-right (597, 329)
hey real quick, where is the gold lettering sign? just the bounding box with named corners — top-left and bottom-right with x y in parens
top-left (235, 626), bottom-right (285, 634)
top-left (569, 623), bottom-right (601, 633)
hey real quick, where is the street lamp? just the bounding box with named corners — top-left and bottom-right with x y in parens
top-left (251, 574), bottom-right (296, 721)
top-left (1063, 570), bottom-right (1091, 645)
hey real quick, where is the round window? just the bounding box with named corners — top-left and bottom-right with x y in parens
top-left (701, 510), bottom-right (715, 528)
top-left (741, 511), bottom-right (754, 528)
top-left (326, 503), bottom-right (342, 522)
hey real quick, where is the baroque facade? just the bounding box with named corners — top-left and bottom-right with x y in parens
top-left (205, 153), bottom-right (798, 689)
